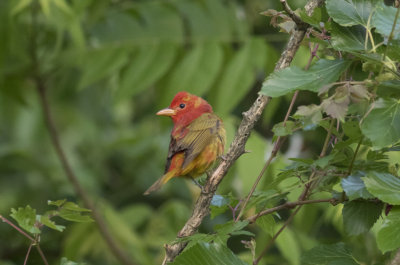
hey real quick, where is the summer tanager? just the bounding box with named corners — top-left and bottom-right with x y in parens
top-left (144, 92), bottom-right (226, 195)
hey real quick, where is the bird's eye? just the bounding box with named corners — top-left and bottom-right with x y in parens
top-left (179, 103), bottom-right (186, 109)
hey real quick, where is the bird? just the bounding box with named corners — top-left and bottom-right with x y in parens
top-left (144, 91), bottom-right (226, 195)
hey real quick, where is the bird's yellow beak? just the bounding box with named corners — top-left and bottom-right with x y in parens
top-left (156, 108), bottom-right (177, 116)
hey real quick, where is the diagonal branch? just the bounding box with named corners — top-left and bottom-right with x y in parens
top-left (162, 1), bottom-right (323, 263)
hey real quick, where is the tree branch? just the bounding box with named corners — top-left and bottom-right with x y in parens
top-left (29, 2), bottom-right (136, 265)
top-left (390, 248), bottom-right (400, 265)
top-left (280, 0), bottom-right (307, 27)
top-left (247, 198), bottom-right (341, 223)
top-left (162, 1), bottom-right (323, 263)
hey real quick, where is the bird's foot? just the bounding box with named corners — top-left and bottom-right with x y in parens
top-left (191, 179), bottom-right (204, 189)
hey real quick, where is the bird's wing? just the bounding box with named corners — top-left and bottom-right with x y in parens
top-left (164, 113), bottom-right (222, 173)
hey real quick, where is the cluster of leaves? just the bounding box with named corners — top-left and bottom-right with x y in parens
top-left (10, 200), bottom-right (92, 234)
top-left (6, 200), bottom-right (91, 264)
top-left (1, 0), bottom-right (283, 264)
top-left (177, 1), bottom-right (400, 264)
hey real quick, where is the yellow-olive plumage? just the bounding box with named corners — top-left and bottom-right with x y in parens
top-left (144, 92), bottom-right (225, 195)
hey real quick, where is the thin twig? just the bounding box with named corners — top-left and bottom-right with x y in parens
top-left (254, 117), bottom-right (336, 262)
top-left (378, 4), bottom-right (400, 76)
top-left (247, 198), bottom-right (340, 223)
top-left (24, 243), bottom-right (33, 265)
top-left (253, 206), bottom-right (301, 265)
top-left (35, 245), bottom-right (49, 265)
top-left (0, 215), bottom-right (35, 242)
top-left (234, 89), bottom-right (298, 222)
top-left (280, 0), bottom-right (308, 27)
top-left (347, 137), bottom-right (363, 176)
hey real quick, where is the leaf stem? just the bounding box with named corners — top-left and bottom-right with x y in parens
top-left (347, 136), bottom-right (363, 176)
top-left (253, 206), bottom-right (301, 265)
top-left (35, 245), bottom-right (49, 265)
top-left (24, 243), bottom-right (33, 265)
top-left (254, 117), bottom-right (336, 262)
top-left (0, 215), bottom-right (35, 242)
top-left (248, 198), bottom-right (341, 223)
top-left (378, 4), bottom-right (400, 76)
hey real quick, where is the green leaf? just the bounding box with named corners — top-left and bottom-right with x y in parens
top-left (342, 200), bottom-right (383, 235)
top-left (117, 43), bottom-right (177, 101)
top-left (325, 0), bottom-right (378, 27)
top-left (341, 174), bottom-right (374, 200)
top-left (137, 2), bottom-right (184, 43)
top-left (237, 131), bottom-right (269, 193)
top-left (48, 199), bottom-right (67, 207)
top-left (214, 38), bottom-right (262, 115)
top-left (62, 202), bottom-right (91, 212)
top-left (377, 208), bottom-right (400, 253)
top-left (214, 220), bottom-right (252, 238)
top-left (40, 215), bottom-right (65, 232)
top-left (377, 80), bottom-right (400, 98)
top-left (260, 59), bottom-right (350, 98)
top-left (256, 215), bottom-right (275, 237)
top-left (330, 23), bottom-right (367, 51)
top-left (302, 242), bottom-right (360, 265)
top-left (171, 242), bottom-right (249, 265)
top-left (10, 205), bottom-right (41, 234)
top-left (320, 86), bottom-right (351, 120)
top-left (276, 227), bottom-right (300, 265)
top-left (39, 0), bottom-right (51, 17)
top-left (271, 121), bottom-right (297, 136)
top-left (11, 0), bottom-right (33, 15)
top-left (342, 120), bottom-right (362, 139)
top-left (210, 195), bottom-right (231, 219)
top-left (361, 99), bottom-right (400, 148)
top-left (174, 0), bottom-right (233, 41)
top-left (299, 7), bottom-right (328, 28)
top-left (59, 208), bottom-right (93, 222)
top-left (78, 48), bottom-right (129, 90)
top-left (161, 42), bottom-right (223, 107)
top-left (364, 172), bottom-right (400, 205)
top-left (371, 2), bottom-right (400, 40)
top-left (294, 104), bottom-right (323, 129)
top-left (60, 257), bottom-right (86, 265)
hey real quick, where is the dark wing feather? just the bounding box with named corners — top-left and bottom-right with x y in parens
top-left (164, 136), bottom-right (183, 173)
top-left (181, 113), bottom-right (221, 169)
top-left (164, 113), bottom-right (222, 173)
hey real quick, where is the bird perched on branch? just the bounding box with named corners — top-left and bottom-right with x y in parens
top-left (144, 91), bottom-right (226, 195)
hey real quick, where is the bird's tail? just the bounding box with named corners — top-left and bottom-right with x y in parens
top-left (143, 171), bottom-right (176, 195)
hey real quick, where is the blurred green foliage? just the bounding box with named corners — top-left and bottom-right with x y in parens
top-left (1, 0), bottom-right (400, 265)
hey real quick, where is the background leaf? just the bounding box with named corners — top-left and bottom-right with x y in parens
top-left (171, 242), bottom-right (249, 265)
top-left (361, 99), bottom-right (400, 148)
top-left (325, 0), bottom-right (378, 27)
top-left (302, 243), bottom-right (360, 265)
top-left (342, 200), bottom-right (383, 235)
top-left (364, 172), bottom-right (400, 205)
top-left (341, 174), bottom-right (374, 200)
top-left (260, 59), bottom-right (350, 98)
top-left (377, 208), bottom-right (400, 253)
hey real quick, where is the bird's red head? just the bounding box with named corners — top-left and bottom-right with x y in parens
top-left (157, 92), bottom-right (213, 126)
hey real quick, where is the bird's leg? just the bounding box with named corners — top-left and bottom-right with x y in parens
top-left (191, 178), bottom-right (203, 189)
top-left (220, 154), bottom-right (227, 161)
